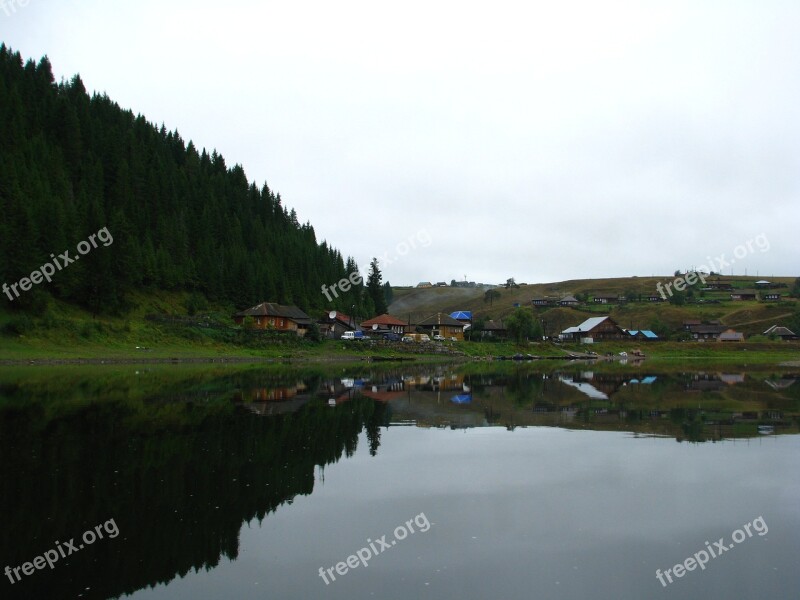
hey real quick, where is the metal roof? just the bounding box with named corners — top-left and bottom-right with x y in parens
top-left (450, 311), bottom-right (472, 320)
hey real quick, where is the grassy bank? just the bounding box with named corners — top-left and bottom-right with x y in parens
top-left (1, 291), bottom-right (798, 365)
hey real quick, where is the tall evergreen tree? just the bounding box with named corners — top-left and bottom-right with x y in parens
top-left (366, 258), bottom-right (387, 316)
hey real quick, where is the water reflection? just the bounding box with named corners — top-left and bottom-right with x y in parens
top-left (0, 363), bottom-right (797, 599)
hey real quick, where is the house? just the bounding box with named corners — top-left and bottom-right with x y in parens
top-left (435, 281), bottom-right (448, 287)
top-left (628, 330), bottom-right (659, 341)
top-left (318, 311), bottom-right (357, 338)
top-left (683, 320), bottom-right (702, 330)
top-left (593, 294), bottom-right (624, 304)
top-left (687, 323), bottom-right (726, 341)
top-left (718, 329), bottom-right (745, 342)
top-left (482, 319), bottom-right (507, 338)
top-left (416, 313), bottom-right (466, 340)
top-left (559, 295), bottom-right (580, 307)
top-left (763, 325), bottom-right (797, 340)
top-left (559, 316), bottom-right (626, 343)
top-left (646, 294), bottom-right (665, 302)
top-left (416, 281), bottom-right (433, 288)
top-left (762, 292), bottom-right (781, 301)
top-left (360, 313), bottom-right (407, 335)
top-left (233, 302), bottom-right (312, 335)
top-left (705, 278), bottom-right (734, 291)
top-left (755, 280), bottom-right (772, 288)
top-left (450, 311), bottom-right (472, 333)
top-left (531, 297), bottom-right (554, 307)
top-left (730, 289), bottom-right (757, 301)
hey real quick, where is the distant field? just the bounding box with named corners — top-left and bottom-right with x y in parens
top-left (389, 275), bottom-right (798, 336)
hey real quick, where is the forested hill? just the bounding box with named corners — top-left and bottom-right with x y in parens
top-left (0, 45), bottom-right (367, 315)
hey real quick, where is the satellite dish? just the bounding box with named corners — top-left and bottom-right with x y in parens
top-left (328, 310), bottom-right (337, 320)
top-left (372, 324), bottom-right (378, 331)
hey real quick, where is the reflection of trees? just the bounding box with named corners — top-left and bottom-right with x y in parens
top-left (506, 369), bottom-right (543, 407)
top-left (0, 395), bottom-right (385, 600)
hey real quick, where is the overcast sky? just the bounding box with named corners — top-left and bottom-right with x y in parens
top-left (3, 0), bottom-right (798, 285)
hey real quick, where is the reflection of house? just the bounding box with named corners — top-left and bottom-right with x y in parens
top-left (233, 302), bottom-right (312, 335)
top-left (764, 377), bottom-right (797, 391)
top-left (688, 374), bottom-right (726, 392)
top-left (252, 382), bottom-right (307, 401)
top-left (763, 325), bottom-right (797, 340)
top-left (559, 316), bottom-right (626, 343)
top-left (416, 313), bottom-right (466, 340)
top-left (718, 329), bottom-right (744, 342)
top-left (360, 313), bottom-right (406, 335)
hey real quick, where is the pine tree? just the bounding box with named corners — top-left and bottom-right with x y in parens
top-left (366, 258), bottom-right (387, 316)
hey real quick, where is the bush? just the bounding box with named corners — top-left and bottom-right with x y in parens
top-left (1, 315), bottom-right (34, 335)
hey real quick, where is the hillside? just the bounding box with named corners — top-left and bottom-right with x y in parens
top-left (389, 276), bottom-right (799, 338)
top-left (0, 46), bottom-right (368, 317)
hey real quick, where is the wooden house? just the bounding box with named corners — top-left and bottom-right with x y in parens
top-left (559, 316), bottom-right (626, 343)
top-left (233, 302), bottom-right (312, 335)
top-left (416, 313), bottom-right (466, 340)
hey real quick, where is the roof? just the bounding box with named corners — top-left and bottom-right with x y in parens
top-left (755, 280), bottom-right (771, 284)
top-left (450, 311), bottom-right (472, 320)
top-left (562, 316), bottom-right (612, 334)
top-left (322, 311), bottom-right (353, 325)
top-left (764, 325), bottom-right (796, 336)
top-left (360, 313), bottom-right (406, 327)
top-left (690, 325), bottom-right (726, 334)
top-left (234, 302), bottom-right (312, 324)
top-left (560, 295), bottom-right (579, 303)
top-left (483, 319), bottom-right (506, 331)
top-left (417, 313), bottom-right (465, 327)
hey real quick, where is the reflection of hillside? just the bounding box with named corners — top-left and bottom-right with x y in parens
top-left (373, 371), bottom-right (800, 442)
top-left (0, 395), bottom-right (388, 600)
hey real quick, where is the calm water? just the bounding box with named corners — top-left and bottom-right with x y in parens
top-left (1, 363), bottom-right (798, 599)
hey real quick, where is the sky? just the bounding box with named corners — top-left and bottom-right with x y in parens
top-left (2, 0), bottom-right (798, 286)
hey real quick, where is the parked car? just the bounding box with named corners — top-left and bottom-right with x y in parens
top-left (419, 334), bottom-right (431, 342)
top-left (433, 334), bottom-right (445, 341)
top-left (382, 332), bottom-right (401, 341)
top-left (341, 331), bottom-right (365, 341)
top-left (401, 335), bottom-right (415, 343)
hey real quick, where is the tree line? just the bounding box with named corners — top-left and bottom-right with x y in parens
top-left (0, 46), bottom-right (386, 317)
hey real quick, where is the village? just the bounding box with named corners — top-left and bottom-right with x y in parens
top-left (230, 274), bottom-right (797, 348)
